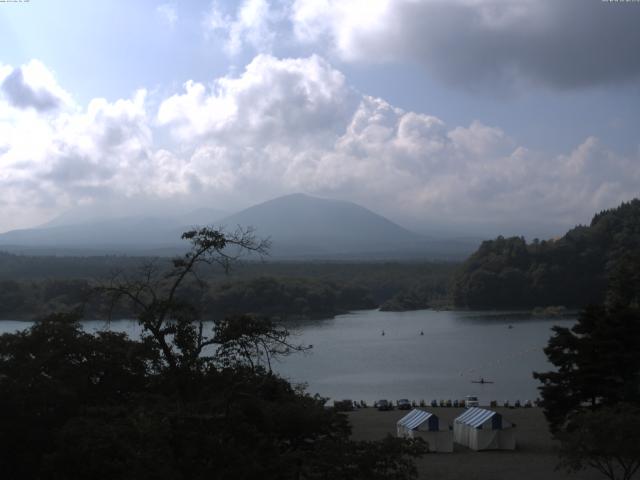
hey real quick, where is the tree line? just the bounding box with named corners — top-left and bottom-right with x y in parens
top-left (0, 276), bottom-right (375, 321)
top-left (0, 257), bottom-right (457, 319)
top-left (0, 227), bottom-right (426, 480)
top-left (452, 199), bottom-right (640, 309)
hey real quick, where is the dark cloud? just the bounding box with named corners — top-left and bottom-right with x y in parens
top-left (404, 0), bottom-right (640, 90)
top-left (294, 0), bottom-right (640, 90)
top-left (1, 67), bottom-right (61, 111)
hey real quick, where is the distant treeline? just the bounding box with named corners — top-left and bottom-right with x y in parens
top-left (379, 277), bottom-right (449, 311)
top-left (451, 199), bottom-right (640, 309)
top-left (4, 199), bottom-right (639, 316)
top-left (0, 258), bottom-right (458, 320)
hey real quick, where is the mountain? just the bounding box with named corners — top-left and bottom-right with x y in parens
top-left (217, 194), bottom-right (417, 257)
top-left (451, 198), bottom-right (640, 309)
top-left (0, 194), bottom-right (478, 259)
top-left (0, 217), bottom-right (178, 255)
top-left (0, 208), bottom-right (226, 255)
top-left (218, 193), bottom-right (477, 259)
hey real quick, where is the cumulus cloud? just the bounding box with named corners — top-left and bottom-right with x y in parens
top-left (0, 60), bottom-right (73, 111)
top-left (0, 66), bottom-right (155, 229)
top-left (158, 54), bottom-right (357, 143)
top-left (204, 0), bottom-right (286, 55)
top-left (0, 56), bottom-right (638, 234)
top-left (156, 54), bottom-right (639, 230)
top-left (289, 0), bottom-right (640, 90)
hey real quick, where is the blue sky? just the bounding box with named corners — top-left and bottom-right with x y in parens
top-left (0, 0), bottom-right (639, 237)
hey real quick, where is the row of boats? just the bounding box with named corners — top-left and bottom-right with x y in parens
top-left (381, 330), bottom-right (425, 336)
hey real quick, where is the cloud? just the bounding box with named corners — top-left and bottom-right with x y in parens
top-left (156, 54), bottom-right (639, 230)
top-left (158, 54), bottom-right (357, 143)
top-left (0, 60), bottom-right (73, 111)
top-left (0, 56), bottom-right (638, 235)
top-left (156, 3), bottom-right (178, 29)
top-left (288, 0), bottom-right (640, 90)
top-left (0, 79), bottom-right (154, 228)
top-left (204, 0), bottom-right (286, 55)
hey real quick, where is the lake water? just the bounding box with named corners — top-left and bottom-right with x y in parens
top-left (0, 309), bottom-right (574, 405)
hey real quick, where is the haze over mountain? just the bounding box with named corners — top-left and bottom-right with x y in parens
top-left (219, 193), bottom-right (419, 258)
top-left (0, 194), bottom-right (479, 259)
top-left (0, 208), bottom-right (226, 255)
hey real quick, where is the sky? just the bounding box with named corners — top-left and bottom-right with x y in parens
top-left (0, 0), bottom-right (639, 238)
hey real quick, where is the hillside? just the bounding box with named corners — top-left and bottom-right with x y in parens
top-left (0, 209), bottom-right (225, 255)
top-left (219, 193), bottom-right (423, 257)
top-left (0, 194), bottom-right (477, 259)
top-left (451, 199), bottom-right (640, 309)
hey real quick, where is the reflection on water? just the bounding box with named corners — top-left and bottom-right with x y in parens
top-left (0, 309), bottom-right (574, 404)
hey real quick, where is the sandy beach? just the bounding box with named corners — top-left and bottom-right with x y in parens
top-left (348, 407), bottom-right (603, 480)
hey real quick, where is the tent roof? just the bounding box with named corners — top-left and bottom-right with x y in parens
top-left (397, 409), bottom-right (434, 430)
top-left (455, 407), bottom-right (498, 428)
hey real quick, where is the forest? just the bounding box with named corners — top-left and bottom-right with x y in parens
top-left (2, 198), bottom-right (639, 319)
top-left (0, 254), bottom-right (456, 320)
top-left (451, 199), bottom-right (640, 309)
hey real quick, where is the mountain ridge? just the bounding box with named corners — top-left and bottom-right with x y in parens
top-left (0, 193), bottom-right (478, 259)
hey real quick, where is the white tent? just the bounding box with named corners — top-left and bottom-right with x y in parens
top-left (396, 409), bottom-right (453, 453)
top-left (453, 407), bottom-right (516, 451)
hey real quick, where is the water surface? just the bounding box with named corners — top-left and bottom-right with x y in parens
top-left (1, 309), bottom-right (573, 404)
top-left (275, 309), bottom-right (572, 404)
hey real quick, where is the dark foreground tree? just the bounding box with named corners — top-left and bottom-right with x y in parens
top-left (557, 404), bottom-right (640, 480)
top-left (0, 227), bottom-right (427, 479)
top-left (101, 226), bottom-right (272, 375)
top-left (534, 259), bottom-right (640, 480)
top-left (533, 304), bottom-right (640, 432)
top-left (0, 313), bottom-right (159, 479)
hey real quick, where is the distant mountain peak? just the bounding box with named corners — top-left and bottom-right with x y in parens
top-left (0, 194), bottom-right (478, 260)
top-left (218, 193), bottom-right (424, 257)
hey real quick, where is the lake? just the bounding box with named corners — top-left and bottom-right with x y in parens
top-left (0, 309), bottom-right (573, 405)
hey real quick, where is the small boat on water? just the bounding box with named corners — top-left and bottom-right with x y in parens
top-left (471, 378), bottom-right (494, 384)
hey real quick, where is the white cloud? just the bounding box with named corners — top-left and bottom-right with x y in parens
top-left (156, 3), bottom-right (178, 29)
top-left (156, 54), bottom-right (639, 230)
top-left (290, 0), bottom-right (640, 90)
top-left (0, 56), bottom-right (638, 235)
top-left (198, 0), bottom-right (640, 90)
top-left (0, 60), bottom-right (74, 111)
top-left (196, 0), bottom-right (640, 90)
top-left (158, 54), bottom-right (357, 144)
top-left (0, 73), bottom-right (155, 229)
top-left (204, 0), bottom-right (285, 56)
top-left (291, 0), bottom-right (393, 61)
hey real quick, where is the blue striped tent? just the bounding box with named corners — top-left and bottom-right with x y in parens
top-left (453, 407), bottom-right (515, 450)
top-left (396, 409), bottom-right (453, 452)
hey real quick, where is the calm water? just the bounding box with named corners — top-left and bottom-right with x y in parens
top-left (0, 309), bottom-right (573, 404)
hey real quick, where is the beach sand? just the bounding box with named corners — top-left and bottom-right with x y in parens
top-left (348, 407), bottom-right (602, 480)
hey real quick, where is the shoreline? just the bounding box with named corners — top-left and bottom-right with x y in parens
top-left (348, 407), bottom-right (600, 480)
